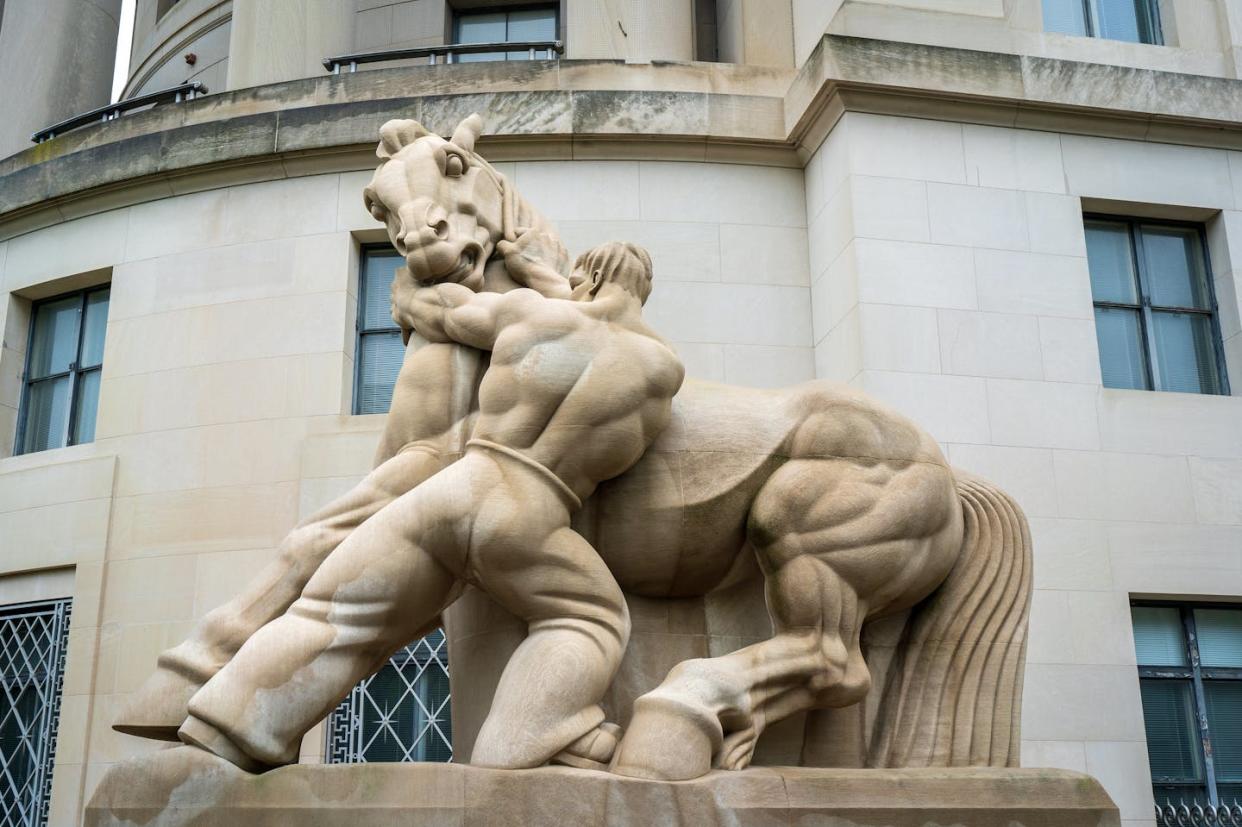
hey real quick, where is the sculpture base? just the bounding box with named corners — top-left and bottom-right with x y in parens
top-left (86, 747), bottom-right (1120, 827)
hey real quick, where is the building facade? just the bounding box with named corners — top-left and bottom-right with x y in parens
top-left (1, 1), bottom-right (1241, 825)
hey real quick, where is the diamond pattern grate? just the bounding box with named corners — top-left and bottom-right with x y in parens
top-left (0, 600), bottom-right (70, 827)
top-left (326, 629), bottom-right (451, 764)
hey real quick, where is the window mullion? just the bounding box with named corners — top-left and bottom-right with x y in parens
top-left (61, 293), bottom-right (89, 449)
top-left (1083, 0), bottom-right (1099, 36)
top-left (1184, 607), bottom-right (1220, 807)
top-left (1130, 222), bottom-right (1162, 392)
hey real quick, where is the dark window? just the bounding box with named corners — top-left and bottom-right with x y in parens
top-left (17, 285), bottom-right (110, 454)
top-left (0, 599), bottom-right (71, 827)
top-left (1133, 603), bottom-right (1242, 814)
top-left (156, 0), bottom-right (182, 21)
top-left (453, 5), bottom-right (558, 62)
top-left (354, 247), bottom-right (405, 415)
top-left (1085, 217), bottom-right (1228, 395)
top-left (1043, 0), bottom-right (1162, 43)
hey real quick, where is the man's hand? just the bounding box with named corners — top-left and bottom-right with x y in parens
top-left (390, 266), bottom-right (421, 344)
top-left (498, 227), bottom-right (571, 299)
top-left (391, 268), bottom-right (457, 345)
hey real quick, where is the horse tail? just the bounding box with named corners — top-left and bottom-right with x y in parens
top-left (868, 471), bottom-right (1033, 768)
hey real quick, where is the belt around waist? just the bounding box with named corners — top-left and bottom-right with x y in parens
top-left (465, 438), bottom-right (582, 510)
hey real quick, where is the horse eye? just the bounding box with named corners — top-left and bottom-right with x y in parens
top-left (445, 154), bottom-right (465, 177)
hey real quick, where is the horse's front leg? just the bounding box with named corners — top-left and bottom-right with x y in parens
top-left (611, 552), bottom-right (869, 781)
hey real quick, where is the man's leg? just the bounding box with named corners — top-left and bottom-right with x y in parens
top-left (179, 467), bottom-right (469, 770)
top-left (470, 525), bottom-right (630, 769)
top-left (114, 446), bottom-right (450, 740)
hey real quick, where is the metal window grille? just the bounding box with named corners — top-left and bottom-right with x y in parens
top-left (325, 629), bottom-right (452, 764)
top-left (0, 600), bottom-right (71, 827)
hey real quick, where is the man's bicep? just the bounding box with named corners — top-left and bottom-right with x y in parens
top-left (444, 293), bottom-right (504, 349)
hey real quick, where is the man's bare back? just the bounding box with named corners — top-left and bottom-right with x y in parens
top-left (403, 242), bottom-right (685, 503)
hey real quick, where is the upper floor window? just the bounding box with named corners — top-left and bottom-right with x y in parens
top-left (1085, 217), bottom-right (1228, 395)
top-left (156, 0), bottom-right (183, 21)
top-left (1133, 604), bottom-right (1242, 819)
top-left (454, 5), bottom-right (558, 62)
top-left (355, 247), bottom-right (404, 415)
top-left (17, 286), bottom-right (109, 454)
top-left (1043, 0), bottom-right (1162, 45)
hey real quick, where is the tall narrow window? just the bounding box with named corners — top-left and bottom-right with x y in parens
top-left (1043, 0), bottom-right (1161, 44)
top-left (17, 286), bottom-right (110, 454)
top-left (0, 599), bottom-right (71, 827)
top-left (355, 248), bottom-right (405, 415)
top-left (454, 6), bottom-right (558, 62)
top-left (1134, 604), bottom-right (1242, 824)
top-left (1086, 218), bottom-right (1227, 395)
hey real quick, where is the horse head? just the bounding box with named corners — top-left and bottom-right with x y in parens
top-left (364, 114), bottom-right (510, 291)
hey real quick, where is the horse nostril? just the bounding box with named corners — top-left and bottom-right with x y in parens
top-left (432, 219), bottom-right (449, 240)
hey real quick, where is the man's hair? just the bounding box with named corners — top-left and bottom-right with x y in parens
top-left (575, 241), bottom-right (654, 304)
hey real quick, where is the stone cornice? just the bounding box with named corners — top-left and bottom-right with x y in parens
top-left (2, 36), bottom-right (1240, 240)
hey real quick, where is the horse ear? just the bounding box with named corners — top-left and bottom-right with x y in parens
top-left (377, 119), bottom-right (430, 159)
top-left (450, 113), bottom-right (484, 152)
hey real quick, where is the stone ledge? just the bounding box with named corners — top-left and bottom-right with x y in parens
top-left (5, 37), bottom-right (1242, 240)
top-left (86, 746), bottom-right (1120, 827)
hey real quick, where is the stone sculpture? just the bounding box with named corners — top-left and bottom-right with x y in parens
top-left (115, 114), bottom-right (1034, 783)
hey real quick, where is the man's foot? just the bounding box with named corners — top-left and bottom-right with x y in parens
top-left (550, 722), bottom-right (621, 771)
top-left (178, 715), bottom-right (272, 774)
top-left (113, 666), bottom-right (202, 741)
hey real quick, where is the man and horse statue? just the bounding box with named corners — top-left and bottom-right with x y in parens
top-left (115, 113), bottom-right (1032, 782)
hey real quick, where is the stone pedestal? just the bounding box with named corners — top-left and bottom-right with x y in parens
top-left (86, 746), bottom-right (1120, 827)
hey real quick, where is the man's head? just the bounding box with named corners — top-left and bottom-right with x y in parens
top-left (569, 242), bottom-right (654, 305)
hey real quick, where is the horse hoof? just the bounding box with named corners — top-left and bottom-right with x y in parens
top-left (609, 698), bottom-right (718, 781)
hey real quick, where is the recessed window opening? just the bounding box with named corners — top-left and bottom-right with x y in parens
top-left (1133, 602), bottom-right (1242, 815)
top-left (1043, 0), bottom-right (1162, 44)
top-left (16, 285), bottom-right (110, 454)
top-left (354, 246), bottom-right (404, 415)
top-left (453, 4), bottom-right (558, 62)
top-left (1085, 216), bottom-right (1227, 395)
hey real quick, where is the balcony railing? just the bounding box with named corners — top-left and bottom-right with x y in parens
top-left (31, 82), bottom-right (207, 144)
top-left (323, 40), bottom-right (563, 74)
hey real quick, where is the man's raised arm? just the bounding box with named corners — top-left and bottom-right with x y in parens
top-left (397, 282), bottom-right (516, 351)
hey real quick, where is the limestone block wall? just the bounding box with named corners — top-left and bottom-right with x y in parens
top-left (792, 0), bottom-right (1242, 77)
top-left (0, 158), bottom-right (811, 817)
top-left (805, 111), bottom-right (1242, 827)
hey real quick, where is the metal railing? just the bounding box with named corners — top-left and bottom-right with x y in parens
top-left (31, 82), bottom-right (207, 144)
top-left (1156, 801), bottom-right (1242, 826)
top-left (323, 40), bottom-right (563, 73)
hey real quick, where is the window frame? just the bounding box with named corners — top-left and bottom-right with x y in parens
top-left (1086, 213), bottom-right (1230, 396)
top-left (1133, 600), bottom-right (1242, 808)
top-left (353, 244), bottom-right (405, 416)
top-left (451, 3), bottom-right (561, 58)
top-left (14, 284), bottom-right (110, 455)
top-left (1045, 0), bottom-right (1163, 45)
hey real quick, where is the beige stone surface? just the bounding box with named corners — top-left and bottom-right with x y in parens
top-left (111, 116), bottom-right (1033, 791)
top-left (85, 749), bottom-right (1120, 827)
